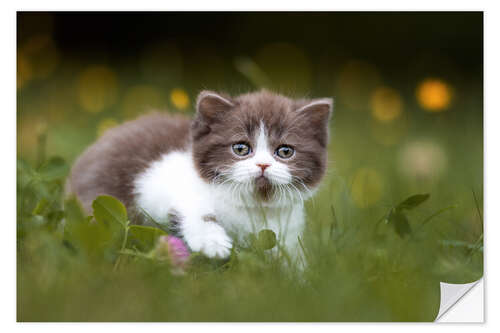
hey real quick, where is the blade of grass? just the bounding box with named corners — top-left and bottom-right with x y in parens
top-left (416, 204), bottom-right (457, 232)
top-left (472, 189), bottom-right (483, 223)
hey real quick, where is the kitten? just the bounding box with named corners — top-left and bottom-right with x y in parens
top-left (67, 90), bottom-right (332, 261)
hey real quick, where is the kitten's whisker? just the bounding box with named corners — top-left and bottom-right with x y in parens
top-left (289, 183), bottom-right (305, 204)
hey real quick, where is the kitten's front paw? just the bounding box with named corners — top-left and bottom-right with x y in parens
top-left (186, 222), bottom-right (233, 259)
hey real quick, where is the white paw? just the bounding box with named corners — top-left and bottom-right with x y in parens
top-left (185, 222), bottom-right (233, 259)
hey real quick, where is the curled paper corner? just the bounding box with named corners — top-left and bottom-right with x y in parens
top-left (435, 278), bottom-right (483, 321)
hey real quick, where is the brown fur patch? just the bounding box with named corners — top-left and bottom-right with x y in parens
top-left (67, 113), bottom-right (191, 218)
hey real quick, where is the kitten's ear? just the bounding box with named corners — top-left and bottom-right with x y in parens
top-left (296, 98), bottom-right (333, 127)
top-left (196, 91), bottom-right (234, 121)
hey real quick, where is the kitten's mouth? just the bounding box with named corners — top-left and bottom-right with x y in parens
top-left (254, 175), bottom-right (273, 201)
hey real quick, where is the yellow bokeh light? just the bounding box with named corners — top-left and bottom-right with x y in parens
top-left (416, 78), bottom-right (452, 112)
top-left (77, 65), bottom-right (118, 113)
top-left (97, 118), bottom-right (119, 137)
top-left (371, 87), bottom-right (403, 122)
top-left (350, 168), bottom-right (384, 208)
top-left (122, 85), bottom-right (165, 119)
top-left (170, 89), bottom-right (190, 110)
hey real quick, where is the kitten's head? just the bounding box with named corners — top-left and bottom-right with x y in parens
top-left (191, 90), bottom-right (332, 205)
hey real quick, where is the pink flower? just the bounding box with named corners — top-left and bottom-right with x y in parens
top-left (166, 235), bottom-right (190, 266)
top-left (155, 235), bottom-right (190, 273)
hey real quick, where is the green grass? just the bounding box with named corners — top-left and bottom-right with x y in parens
top-left (17, 52), bottom-right (483, 321)
top-left (17, 133), bottom-right (482, 321)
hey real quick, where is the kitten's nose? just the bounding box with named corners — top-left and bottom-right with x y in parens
top-left (256, 163), bottom-right (270, 173)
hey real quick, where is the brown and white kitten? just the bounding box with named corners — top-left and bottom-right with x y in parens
top-left (67, 90), bottom-right (332, 260)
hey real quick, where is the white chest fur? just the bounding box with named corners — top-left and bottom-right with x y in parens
top-left (133, 151), bottom-right (305, 259)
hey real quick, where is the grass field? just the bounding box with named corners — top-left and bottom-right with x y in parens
top-left (17, 13), bottom-right (483, 321)
top-left (17, 90), bottom-right (483, 321)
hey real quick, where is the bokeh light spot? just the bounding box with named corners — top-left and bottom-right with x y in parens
top-left (416, 78), bottom-right (452, 112)
top-left (350, 168), bottom-right (384, 208)
top-left (97, 118), bottom-right (119, 137)
top-left (371, 87), bottom-right (403, 122)
top-left (170, 89), bottom-right (190, 110)
top-left (399, 141), bottom-right (448, 180)
top-left (122, 85), bottom-right (165, 119)
top-left (77, 66), bottom-right (118, 113)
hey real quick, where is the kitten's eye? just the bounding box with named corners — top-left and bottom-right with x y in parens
top-left (276, 145), bottom-right (295, 159)
top-left (232, 143), bottom-right (251, 156)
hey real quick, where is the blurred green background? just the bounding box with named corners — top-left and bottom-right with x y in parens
top-left (17, 12), bottom-right (483, 321)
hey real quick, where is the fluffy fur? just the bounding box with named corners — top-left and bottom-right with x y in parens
top-left (67, 90), bottom-right (332, 261)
